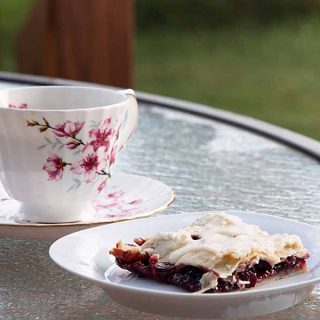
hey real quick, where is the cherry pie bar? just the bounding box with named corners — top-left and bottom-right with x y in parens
top-left (110, 212), bottom-right (309, 293)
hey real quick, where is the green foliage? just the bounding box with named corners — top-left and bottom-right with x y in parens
top-left (136, 0), bottom-right (320, 31)
top-left (135, 17), bottom-right (320, 139)
top-left (0, 0), bottom-right (36, 69)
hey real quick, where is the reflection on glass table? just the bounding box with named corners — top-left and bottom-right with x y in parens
top-left (1, 75), bottom-right (320, 320)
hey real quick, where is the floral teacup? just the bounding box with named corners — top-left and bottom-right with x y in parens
top-left (0, 86), bottom-right (138, 223)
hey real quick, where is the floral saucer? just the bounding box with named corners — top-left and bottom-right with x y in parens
top-left (0, 173), bottom-right (175, 240)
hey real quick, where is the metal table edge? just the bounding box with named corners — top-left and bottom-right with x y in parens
top-left (1, 71), bottom-right (319, 161)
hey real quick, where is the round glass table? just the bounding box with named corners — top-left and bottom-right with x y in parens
top-left (0, 73), bottom-right (320, 319)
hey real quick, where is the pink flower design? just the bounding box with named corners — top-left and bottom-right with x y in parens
top-left (103, 117), bottom-right (112, 126)
top-left (43, 154), bottom-right (65, 181)
top-left (9, 103), bottom-right (28, 109)
top-left (107, 191), bottom-right (122, 199)
top-left (129, 199), bottom-right (143, 205)
top-left (66, 141), bottom-right (81, 150)
top-left (88, 128), bottom-right (113, 152)
top-left (70, 147), bottom-right (107, 183)
top-left (29, 116), bottom-right (115, 192)
top-left (87, 117), bottom-right (115, 152)
top-left (108, 146), bottom-right (117, 166)
top-left (93, 188), bottom-right (143, 218)
top-left (115, 123), bottom-right (122, 140)
top-left (97, 178), bottom-right (108, 193)
top-left (54, 121), bottom-right (85, 138)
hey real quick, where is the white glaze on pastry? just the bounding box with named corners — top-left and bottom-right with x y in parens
top-left (127, 212), bottom-right (309, 291)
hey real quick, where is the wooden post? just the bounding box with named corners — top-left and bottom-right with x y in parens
top-left (16, 0), bottom-right (134, 87)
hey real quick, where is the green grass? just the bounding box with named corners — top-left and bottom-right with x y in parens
top-left (135, 18), bottom-right (320, 140)
top-left (1, 1), bottom-right (320, 140)
top-left (0, 0), bottom-right (35, 70)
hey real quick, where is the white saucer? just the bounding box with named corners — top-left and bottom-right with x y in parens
top-left (50, 211), bottom-right (320, 319)
top-left (0, 173), bottom-right (175, 240)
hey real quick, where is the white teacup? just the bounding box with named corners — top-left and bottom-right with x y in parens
top-left (0, 86), bottom-right (138, 223)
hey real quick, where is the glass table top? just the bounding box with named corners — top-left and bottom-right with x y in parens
top-left (1, 81), bottom-right (320, 319)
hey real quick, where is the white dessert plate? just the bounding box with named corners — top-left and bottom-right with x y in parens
top-left (0, 173), bottom-right (175, 240)
top-left (49, 211), bottom-right (320, 319)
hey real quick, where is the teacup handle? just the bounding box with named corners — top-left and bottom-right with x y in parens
top-left (116, 89), bottom-right (138, 151)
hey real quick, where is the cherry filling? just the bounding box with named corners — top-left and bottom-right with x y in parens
top-left (111, 247), bottom-right (308, 293)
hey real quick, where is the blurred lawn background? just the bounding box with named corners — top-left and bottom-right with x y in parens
top-left (1, 0), bottom-right (320, 139)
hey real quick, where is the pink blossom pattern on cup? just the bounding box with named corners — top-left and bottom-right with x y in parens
top-left (27, 117), bottom-right (121, 193)
top-left (43, 154), bottom-right (66, 181)
top-left (8, 103), bottom-right (28, 109)
top-left (93, 190), bottom-right (143, 218)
